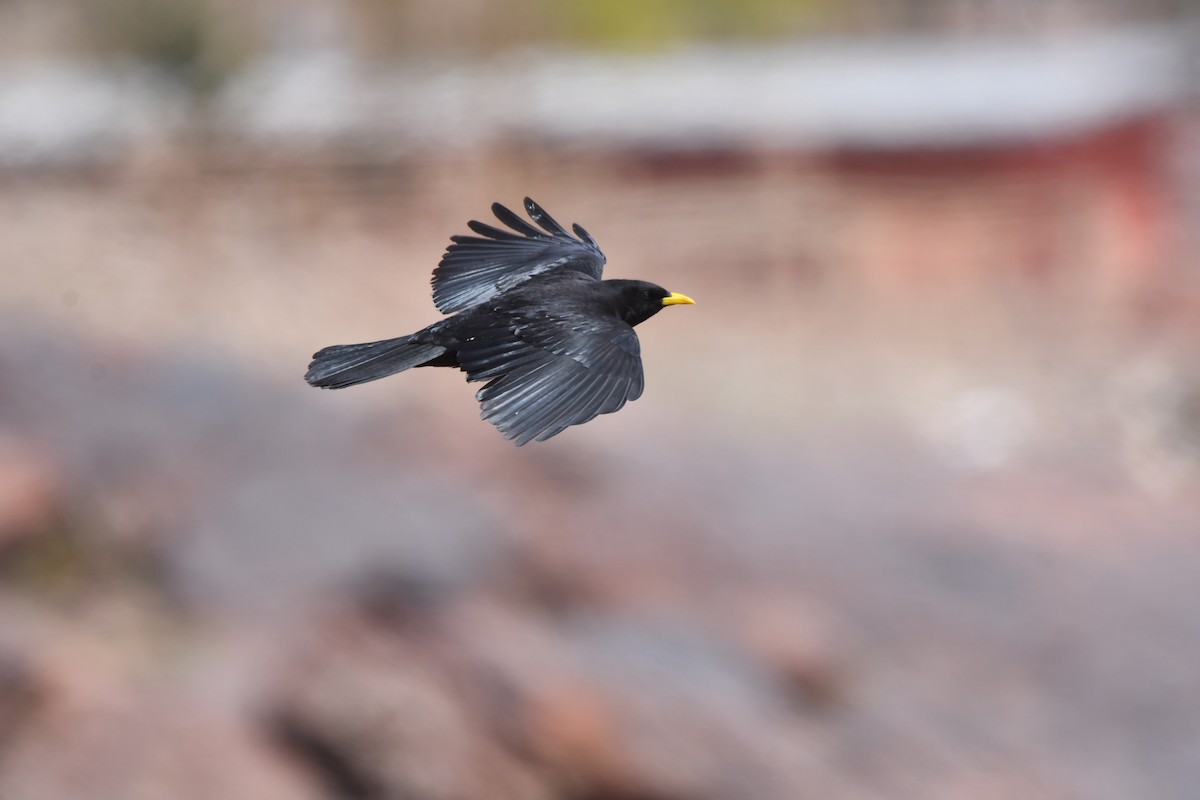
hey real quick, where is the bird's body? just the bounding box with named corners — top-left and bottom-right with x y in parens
top-left (305, 198), bottom-right (693, 445)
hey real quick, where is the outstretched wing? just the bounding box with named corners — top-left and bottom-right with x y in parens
top-left (456, 311), bottom-right (645, 445)
top-left (432, 198), bottom-right (607, 314)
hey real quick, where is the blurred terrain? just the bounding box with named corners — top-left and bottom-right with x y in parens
top-left (2, 1), bottom-right (1200, 799)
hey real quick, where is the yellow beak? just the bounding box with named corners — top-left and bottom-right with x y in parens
top-left (662, 292), bottom-right (696, 306)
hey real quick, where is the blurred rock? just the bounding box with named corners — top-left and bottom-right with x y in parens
top-left (174, 458), bottom-right (505, 618)
top-left (0, 692), bottom-right (319, 800)
top-left (1114, 352), bottom-right (1200, 494)
top-left (0, 435), bottom-right (62, 548)
top-left (0, 324), bottom-right (508, 618)
top-left (447, 605), bottom-right (848, 800)
top-left (721, 592), bottom-right (849, 713)
top-left (267, 610), bottom-right (549, 800)
top-left (0, 649), bottom-right (44, 758)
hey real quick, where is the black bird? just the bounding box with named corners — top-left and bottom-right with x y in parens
top-left (305, 197), bottom-right (695, 445)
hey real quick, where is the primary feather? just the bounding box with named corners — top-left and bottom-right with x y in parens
top-left (431, 197), bottom-right (606, 314)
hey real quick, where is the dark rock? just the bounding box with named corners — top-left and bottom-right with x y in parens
top-left (267, 611), bottom-right (550, 800)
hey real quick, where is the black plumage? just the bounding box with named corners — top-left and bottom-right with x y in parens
top-left (305, 197), bottom-right (694, 445)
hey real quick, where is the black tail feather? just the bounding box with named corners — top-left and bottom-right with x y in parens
top-left (305, 336), bottom-right (447, 389)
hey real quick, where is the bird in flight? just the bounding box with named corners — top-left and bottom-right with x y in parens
top-left (305, 197), bottom-right (695, 445)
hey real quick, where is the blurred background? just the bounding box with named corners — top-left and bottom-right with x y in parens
top-left (2, 1), bottom-right (1200, 798)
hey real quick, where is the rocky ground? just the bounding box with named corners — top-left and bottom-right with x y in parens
top-left (2, 162), bottom-right (1200, 799)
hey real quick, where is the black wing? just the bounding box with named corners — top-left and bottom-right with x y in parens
top-left (456, 311), bottom-right (645, 445)
top-left (432, 198), bottom-right (607, 314)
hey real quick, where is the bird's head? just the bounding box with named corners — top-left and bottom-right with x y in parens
top-left (604, 279), bottom-right (695, 327)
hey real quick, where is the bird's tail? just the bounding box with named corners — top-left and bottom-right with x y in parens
top-left (305, 335), bottom-right (447, 389)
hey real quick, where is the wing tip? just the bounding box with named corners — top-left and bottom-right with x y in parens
top-left (572, 222), bottom-right (596, 246)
